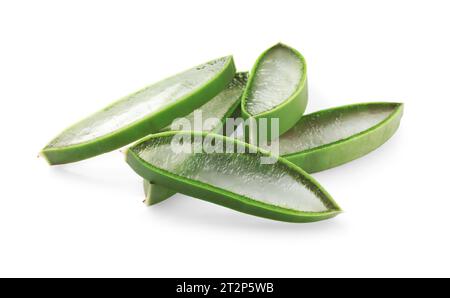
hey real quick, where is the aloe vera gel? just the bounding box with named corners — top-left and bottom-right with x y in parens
top-left (48, 58), bottom-right (230, 148)
top-left (278, 103), bottom-right (398, 154)
top-left (42, 56), bottom-right (235, 164)
top-left (43, 43), bottom-right (403, 223)
top-left (279, 102), bottom-right (403, 173)
top-left (136, 135), bottom-right (331, 212)
top-left (127, 132), bottom-right (340, 222)
top-left (241, 43), bottom-right (308, 141)
top-left (165, 72), bottom-right (248, 133)
top-left (244, 46), bottom-right (304, 116)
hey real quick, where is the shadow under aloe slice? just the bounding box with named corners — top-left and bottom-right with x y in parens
top-left (143, 72), bottom-right (248, 205)
top-left (241, 43), bottom-right (308, 141)
top-left (41, 56), bottom-right (236, 165)
top-left (128, 131), bottom-right (341, 223)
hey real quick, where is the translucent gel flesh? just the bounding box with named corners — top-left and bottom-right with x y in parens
top-left (245, 46), bottom-right (303, 115)
top-left (134, 135), bottom-right (332, 212)
top-left (165, 73), bottom-right (247, 132)
top-left (276, 105), bottom-right (396, 155)
top-left (47, 57), bottom-right (229, 148)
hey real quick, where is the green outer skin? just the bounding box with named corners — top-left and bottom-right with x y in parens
top-left (144, 180), bottom-right (176, 206)
top-left (241, 43), bottom-right (308, 141)
top-left (41, 57), bottom-right (236, 165)
top-left (283, 102), bottom-right (404, 173)
top-left (143, 72), bottom-right (248, 205)
top-left (128, 131), bottom-right (341, 223)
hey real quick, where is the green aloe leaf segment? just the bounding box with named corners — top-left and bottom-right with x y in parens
top-left (128, 131), bottom-right (341, 223)
top-left (274, 102), bottom-right (404, 173)
top-left (241, 43), bottom-right (308, 142)
top-left (41, 56), bottom-right (236, 164)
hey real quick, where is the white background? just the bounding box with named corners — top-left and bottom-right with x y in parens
top-left (1, 0), bottom-right (449, 277)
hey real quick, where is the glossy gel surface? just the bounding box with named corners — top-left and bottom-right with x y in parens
top-left (133, 135), bottom-right (334, 212)
top-left (47, 57), bottom-right (229, 148)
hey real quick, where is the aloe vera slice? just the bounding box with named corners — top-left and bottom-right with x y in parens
top-left (160, 72), bottom-right (248, 134)
top-left (128, 131), bottom-right (341, 223)
top-left (143, 72), bottom-right (248, 205)
top-left (275, 102), bottom-right (404, 173)
top-left (145, 102), bottom-right (403, 205)
top-left (41, 56), bottom-right (236, 165)
top-left (241, 43), bottom-right (307, 141)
